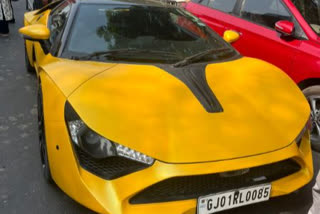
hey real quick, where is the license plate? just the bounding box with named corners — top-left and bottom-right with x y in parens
top-left (197, 184), bottom-right (271, 214)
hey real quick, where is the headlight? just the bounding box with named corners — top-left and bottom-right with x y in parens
top-left (68, 120), bottom-right (154, 165)
top-left (65, 102), bottom-right (154, 165)
top-left (295, 117), bottom-right (311, 148)
top-left (68, 120), bottom-right (117, 159)
top-left (116, 144), bottom-right (154, 165)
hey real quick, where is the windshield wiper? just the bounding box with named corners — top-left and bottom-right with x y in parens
top-left (73, 49), bottom-right (179, 61)
top-left (173, 47), bottom-right (233, 68)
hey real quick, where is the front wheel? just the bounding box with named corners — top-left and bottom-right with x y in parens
top-left (24, 42), bottom-right (36, 73)
top-left (303, 85), bottom-right (320, 152)
top-left (38, 86), bottom-right (53, 183)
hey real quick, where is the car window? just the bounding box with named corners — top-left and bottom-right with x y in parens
top-left (198, 0), bottom-right (210, 6)
top-left (63, 4), bottom-right (238, 64)
top-left (208, 0), bottom-right (237, 13)
top-left (240, 0), bottom-right (292, 29)
top-left (49, 1), bottom-right (72, 44)
top-left (292, 0), bottom-right (320, 35)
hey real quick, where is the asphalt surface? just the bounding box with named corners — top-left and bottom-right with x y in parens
top-left (0, 1), bottom-right (319, 214)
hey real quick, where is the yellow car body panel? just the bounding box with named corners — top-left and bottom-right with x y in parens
top-left (42, 58), bottom-right (117, 96)
top-left (22, 4), bottom-right (313, 214)
top-left (68, 57), bottom-right (310, 163)
top-left (43, 107), bottom-right (313, 214)
top-left (39, 71), bottom-right (106, 213)
top-left (35, 53), bottom-right (312, 214)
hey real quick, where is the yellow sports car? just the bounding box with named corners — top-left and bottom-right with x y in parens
top-left (19, 0), bottom-right (313, 213)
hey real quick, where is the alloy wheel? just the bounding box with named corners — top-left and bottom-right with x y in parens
top-left (307, 95), bottom-right (320, 151)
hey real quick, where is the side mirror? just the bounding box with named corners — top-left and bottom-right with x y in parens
top-left (223, 30), bottom-right (240, 43)
top-left (19, 24), bottom-right (50, 41)
top-left (275, 20), bottom-right (294, 36)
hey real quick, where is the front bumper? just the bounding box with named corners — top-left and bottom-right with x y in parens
top-left (45, 121), bottom-right (313, 214)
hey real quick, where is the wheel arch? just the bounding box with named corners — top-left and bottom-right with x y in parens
top-left (298, 78), bottom-right (320, 90)
top-left (25, 40), bottom-right (35, 67)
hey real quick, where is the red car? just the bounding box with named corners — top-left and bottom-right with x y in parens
top-left (185, 0), bottom-right (320, 151)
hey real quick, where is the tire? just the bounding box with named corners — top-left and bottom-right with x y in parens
top-left (302, 85), bottom-right (320, 152)
top-left (38, 85), bottom-right (54, 183)
top-left (24, 42), bottom-right (36, 73)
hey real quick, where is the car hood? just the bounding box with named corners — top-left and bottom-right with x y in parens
top-left (44, 58), bottom-right (117, 96)
top-left (67, 57), bottom-right (310, 163)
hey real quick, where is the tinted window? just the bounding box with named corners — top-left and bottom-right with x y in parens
top-left (208, 0), bottom-right (237, 13)
top-left (64, 4), bottom-right (237, 64)
top-left (198, 0), bottom-right (210, 6)
top-left (240, 0), bottom-right (292, 29)
top-left (292, 0), bottom-right (320, 35)
top-left (49, 2), bottom-right (71, 43)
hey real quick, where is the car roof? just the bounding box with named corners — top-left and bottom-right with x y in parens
top-left (78, 0), bottom-right (171, 7)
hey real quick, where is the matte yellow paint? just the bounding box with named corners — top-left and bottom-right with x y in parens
top-left (19, 24), bottom-right (50, 40)
top-left (68, 58), bottom-right (310, 163)
top-left (223, 30), bottom-right (240, 43)
top-left (39, 55), bottom-right (313, 213)
top-left (44, 113), bottom-right (313, 214)
top-left (21, 9), bottom-right (313, 214)
top-left (42, 59), bottom-right (117, 97)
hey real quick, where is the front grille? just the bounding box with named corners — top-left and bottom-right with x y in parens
top-left (130, 159), bottom-right (301, 204)
top-left (75, 146), bottom-right (149, 180)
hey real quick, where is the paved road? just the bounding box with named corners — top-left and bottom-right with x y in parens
top-left (0, 1), bottom-right (319, 214)
top-left (0, 1), bottom-right (94, 214)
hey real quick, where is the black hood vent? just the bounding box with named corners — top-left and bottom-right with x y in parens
top-left (157, 63), bottom-right (223, 113)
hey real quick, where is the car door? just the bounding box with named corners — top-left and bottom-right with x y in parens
top-left (288, 0), bottom-right (320, 83)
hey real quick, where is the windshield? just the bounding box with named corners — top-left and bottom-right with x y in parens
top-left (292, 0), bottom-right (320, 35)
top-left (63, 4), bottom-right (238, 64)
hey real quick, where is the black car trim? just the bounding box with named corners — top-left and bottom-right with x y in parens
top-left (157, 63), bottom-right (223, 113)
top-left (129, 158), bottom-right (301, 204)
